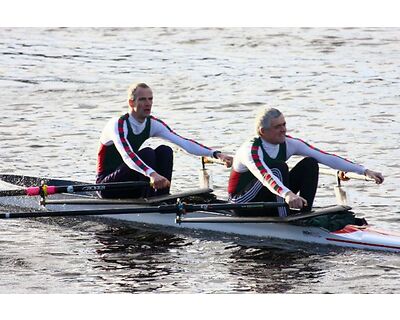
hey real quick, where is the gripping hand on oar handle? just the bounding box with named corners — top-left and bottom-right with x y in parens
top-left (364, 169), bottom-right (384, 184)
top-left (215, 152), bottom-right (233, 168)
top-left (284, 191), bottom-right (308, 209)
top-left (338, 169), bottom-right (384, 184)
top-left (149, 172), bottom-right (171, 190)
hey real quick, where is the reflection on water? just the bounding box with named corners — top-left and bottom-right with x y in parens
top-left (92, 222), bottom-right (190, 293)
top-left (41, 217), bottom-right (342, 293)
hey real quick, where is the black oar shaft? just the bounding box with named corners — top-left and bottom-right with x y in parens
top-left (0, 181), bottom-right (149, 198)
top-left (0, 201), bottom-right (285, 219)
top-left (54, 181), bottom-right (149, 194)
top-left (184, 201), bottom-right (286, 212)
top-left (0, 205), bottom-right (179, 219)
top-left (0, 189), bottom-right (28, 197)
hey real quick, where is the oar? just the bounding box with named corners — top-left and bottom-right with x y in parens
top-left (0, 181), bottom-right (150, 197)
top-left (0, 201), bottom-right (285, 219)
top-left (202, 156), bottom-right (225, 166)
top-left (319, 168), bottom-right (374, 182)
top-left (177, 205), bottom-right (352, 224)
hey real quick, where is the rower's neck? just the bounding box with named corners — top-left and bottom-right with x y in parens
top-left (131, 112), bottom-right (146, 123)
top-left (261, 137), bottom-right (279, 146)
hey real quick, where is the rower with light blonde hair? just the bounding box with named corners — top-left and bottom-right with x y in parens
top-left (96, 82), bottom-right (233, 198)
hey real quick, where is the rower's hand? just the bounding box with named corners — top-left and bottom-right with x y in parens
top-left (364, 169), bottom-right (384, 184)
top-left (284, 191), bottom-right (308, 209)
top-left (216, 153), bottom-right (233, 168)
top-left (149, 172), bottom-right (171, 189)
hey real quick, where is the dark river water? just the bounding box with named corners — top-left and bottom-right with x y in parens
top-left (0, 28), bottom-right (399, 293)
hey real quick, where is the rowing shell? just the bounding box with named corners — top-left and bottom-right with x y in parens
top-left (1, 174), bottom-right (400, 253)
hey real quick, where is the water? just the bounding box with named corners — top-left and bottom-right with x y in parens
top-left (0, 27), bottom-right (399, 293)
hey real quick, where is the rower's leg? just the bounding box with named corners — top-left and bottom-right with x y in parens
top-left (96, 163), bottom-right (147, 198)
top-left (154, 145), bottom-right (173, 195)
top-left (289, 157), bottom-right (319, 212)
top-left (254, 162), bottom-right (290, 217)
top-left (96, 147), bottom-right (157, 198)
top-left (136, 147), bottom-right (157, 197)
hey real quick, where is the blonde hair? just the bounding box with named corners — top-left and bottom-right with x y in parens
top-left (254, 107), bottom-right (282, 135)
top-left (127, 82), bottom-right (150, 101)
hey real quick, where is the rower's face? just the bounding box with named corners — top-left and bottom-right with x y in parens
top-left (130, 87), bottom-right (153, 121)
top-left (260, 115), bottom-right (287, 144)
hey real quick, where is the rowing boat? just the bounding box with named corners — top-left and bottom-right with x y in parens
top-left (0, 174), bottom-right (399, 253)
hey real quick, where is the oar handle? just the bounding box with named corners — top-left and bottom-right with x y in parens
top-left (202, 156), bottom-right (226, 166)
top-left (319, 168), bottom-right (374, 182)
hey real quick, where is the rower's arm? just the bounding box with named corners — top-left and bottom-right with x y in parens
top-left (286, 136), bottom-right (365, 174)
top-left (150, 116), bottom-right (215, 157)
top-left (240, 143), bottom-right (290, 198)
top-left (109, 117), bottom-right (155, 177)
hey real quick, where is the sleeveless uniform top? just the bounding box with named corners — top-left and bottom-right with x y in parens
top-left (97, 113), bottom-right (151, 175)
top-left (228, 137), bottom-right (286, 196)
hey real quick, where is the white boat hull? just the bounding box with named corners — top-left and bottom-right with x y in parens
top-left (100, 211), bottom-right (400, 252)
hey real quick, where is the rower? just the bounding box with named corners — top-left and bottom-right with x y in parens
top-left (228, 107), bottom-right (384, 217)
top-left (96, 82), bottom-right (233, 198)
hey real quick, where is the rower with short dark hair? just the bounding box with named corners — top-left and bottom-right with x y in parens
top-left (228, 107), bottom-right (384, 216)
top-left (96, 82), bottom-right (233, 198)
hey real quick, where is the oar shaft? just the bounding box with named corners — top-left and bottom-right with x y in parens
top-left (0, 204), bottom-right (179, 219)
top-left (0, 201), bottom-right (285, 219)
top-left (202, 156), bottom-right (225, 166)
top-left (319, 168), bottom-right (373, 182)
top-left (184, 201), bottom-right (286, 212)
top-left (0, 189), bottom-right (28, 197)
top-left (0, 181), bottom-right (150, 198)
top-left (52, 181), bottom-right (150, 194)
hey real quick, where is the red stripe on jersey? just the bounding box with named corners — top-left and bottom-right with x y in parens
top-left (117, 114), bottom-right (151, 174)
top-left (251, 140), bottom-right (285, 195)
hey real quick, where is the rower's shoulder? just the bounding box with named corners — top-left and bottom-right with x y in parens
top-left (285, 134), bottom-right (295, 140)
top-left (148, 115), bottom-right (172, 130)
top-left (237, 137), bottom-right (260, 153)
top-left (102, 115), bottom-right (122, 129)
top-left (148, 114), bottom-right (164, 123)
top-left (285, 135), bottom-right (305, 144)
top-left (106, 113), bottom-right (129, 124)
